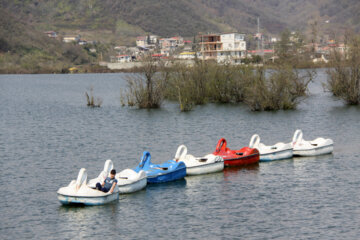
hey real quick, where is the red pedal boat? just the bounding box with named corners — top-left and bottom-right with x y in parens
top-left (213, 138), bottom-right (259, 166)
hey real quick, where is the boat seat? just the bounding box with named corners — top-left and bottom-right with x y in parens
top-left (197, 158), bottom-right (208, 162)
top-left (153, 167), bottom-right (168, 171)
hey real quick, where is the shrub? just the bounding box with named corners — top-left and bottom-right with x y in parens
top-left (85, 86), bottom-right (103, 107)
top-left (326, 33), bottom-right (360, 105)
top-left (121, 55), bottom-right (166, 108)
top-left (244, 65), bottom-right (314, 111)
top-left (166, 63), bottom-right (197, 111)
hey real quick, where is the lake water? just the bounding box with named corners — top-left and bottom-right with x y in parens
top-left (0, 70), bottom-right (359, 239)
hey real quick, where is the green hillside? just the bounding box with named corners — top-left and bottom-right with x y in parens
top-left (2, 0), bottom-right (360, 42)
top-left (0, 8), bottom-right (94, 73)
top-left (1, 0), bottom-right (360, 73)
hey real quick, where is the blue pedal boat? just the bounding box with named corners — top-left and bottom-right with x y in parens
top-left (134, 151), bottom-right (186, 183)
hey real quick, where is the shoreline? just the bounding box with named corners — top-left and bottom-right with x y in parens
top-left (0, 62), bottom-right (331, 75)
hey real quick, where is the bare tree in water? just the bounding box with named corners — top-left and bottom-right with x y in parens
top-left (121, 54), bottom-right (167, 108)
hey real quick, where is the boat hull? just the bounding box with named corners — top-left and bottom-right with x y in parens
top-left (186, 161), bottom-right (224, 175)
top-left (57, 192), bottom-right (119, 206)
top-left (293, 144), bottom-right (333, 157)
top-left (213, 139), bottom-right (259, 167)
top-left (223, 153), bottom-right (259, 166)
top-left (118, 178), bottom-right (147, 194)
top-left (147, 167), bottom-right (186, 183)
top-left (259, 149), bottom-right (293, 162)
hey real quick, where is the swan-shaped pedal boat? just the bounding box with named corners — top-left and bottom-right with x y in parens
top-left (57, 168), bottom-right (119, 206)
top-left (292, 129), bottom-right (334, 156)
top-left (116, 169), bottom-right (147, 194)
top-left (249, 134), bottom-right (293, 161)
top-left (134, 151), bottom-right (186, 183)
top-left (175, 145), bottom-right (224, 175)
top-left (213, 138), bottom-right (259, 166)
top-left (88, 159), bottom-right (147, 194)
top-left (87, 159), bottom-right (114, 188)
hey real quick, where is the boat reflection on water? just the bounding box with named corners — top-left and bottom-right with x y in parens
top-left (183, 171), bottom-right (225, 202)
top-left (223, 163), bottom-right (259, 180)
top-left (145, 178), bottom-right (187, 192)
top-left (293, 154), bottom-right (334, 162)
top-left (185, 171), bottom-right (225, 188)
top-left (58, 201), bottom-right (119, 238)
top-left (292, 154), bottom-right (334, 170)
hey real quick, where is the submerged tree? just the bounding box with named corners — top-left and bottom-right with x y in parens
top-left (121, 55), bottom-right (167, 108)
top-left (326, 32), bottom-right (360, 105)
top-left (244, 65), bottom-right (314, 111)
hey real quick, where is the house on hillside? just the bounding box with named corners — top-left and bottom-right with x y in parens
top-left (198, 33), bottom-right (246, 64)
top-left (44, 31), bottom-right (57, 38)
top-left (136, 35), bottom-right (158, 48)
top-left (63, 35), bottom-right (80, 43)
top-left (78, 40), bottom-right (88, 45)
top-left (110, 54), bottom-right (132, 63)
top-left (159, 36), bottom-right (184, 56)
top-left (159, 38), bottom-right (177, 56)
top-left (136, 36), bottom-right (146, 47)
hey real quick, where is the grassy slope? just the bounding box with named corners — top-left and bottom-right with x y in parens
top-left (0, 8), bottom-right (92, 73)
top-left (2, 0), bottom-right (360, 40)
top-left (1, 0), bottom-right (360, 73)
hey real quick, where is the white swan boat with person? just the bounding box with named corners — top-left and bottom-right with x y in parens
top-left (175, 145), bottom-right (224, 175)
top-left (57, 168), bottom-right (119, 206)
top-left (249, 134), bottom-right (293, 162)
top-left (87, 159), bottom-right (114, 188)
top-left (292, 129), bottom-right (334, 156)
top-left (88, 159), bottom-right (147, 194)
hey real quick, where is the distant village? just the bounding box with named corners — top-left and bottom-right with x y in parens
top-left (44, 30), bottom-right (348, 69)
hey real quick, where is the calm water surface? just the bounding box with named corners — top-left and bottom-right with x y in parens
top-left (0, 70), bottom-right (359, 239)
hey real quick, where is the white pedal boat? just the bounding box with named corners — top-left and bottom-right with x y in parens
top-left (292, 129), bottom-right (334, 156)
top-left (88, 159), bottom-right (114, 188)
top-left (57, 168), bottom-right (119, 206)
top-left (115, 169), bottom-right (147, 194)
top-left (175, 145), bottom-right (224, 175)
top-left (88, 159), bottom-right (147, 194)
top-left (249, 134), bottom-right (293, 162)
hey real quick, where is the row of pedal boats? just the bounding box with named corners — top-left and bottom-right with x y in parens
top-left (57, 129), bottom-right (333, 206)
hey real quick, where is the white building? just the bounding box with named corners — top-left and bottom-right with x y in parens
top-left (218, 33), bottom-right (246, 64)
top-left (110, 55), bottom-right (132, 63)
top-left (63, 35), bottom-right (80, 43)
top-left (136, 35), bottom-right (158, 47)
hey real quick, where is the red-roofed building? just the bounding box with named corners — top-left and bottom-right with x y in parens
top-left (159, 36), bottom-right (184, 56)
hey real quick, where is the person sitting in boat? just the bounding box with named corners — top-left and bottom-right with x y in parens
top-left (96, 169), bottom-right (118, 193)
